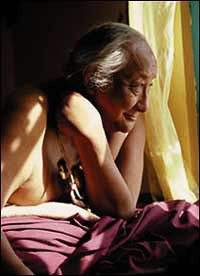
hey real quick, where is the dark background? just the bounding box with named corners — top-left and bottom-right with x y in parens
top-left (1, 1), bottom-right (128, 106)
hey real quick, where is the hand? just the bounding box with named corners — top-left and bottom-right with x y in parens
top-left (57, 92), bottom-right (103, 140)
top-left (2, 202), bottom-right (100, 222)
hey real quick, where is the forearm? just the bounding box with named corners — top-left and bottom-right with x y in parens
top-left (74, 130), bottom-right (136, 218)
top-left (115, 115), bottom-right (146, 205)
top-left (58, 93), bottom-right (138, 218)
top-left (1, 230), bottom-right (34, 275)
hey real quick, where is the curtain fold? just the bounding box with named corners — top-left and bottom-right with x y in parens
top-left (128, 1), bottom-right (198, 203)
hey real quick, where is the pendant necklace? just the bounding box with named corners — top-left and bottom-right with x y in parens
top-left (56, 131), bottom-right (90, 210)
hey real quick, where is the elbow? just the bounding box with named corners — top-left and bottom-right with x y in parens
top-left (107, 198), bottom-right (137, 220)
top-left (116, 203), bottom-right (136, 220)
top-left (91, 195), bottom-right (137, 220)
top-left (114, 194), bottom-right (138, 219)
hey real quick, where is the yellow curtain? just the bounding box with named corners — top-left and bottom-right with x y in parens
top-left (128, 1), bottom-right (199, 203)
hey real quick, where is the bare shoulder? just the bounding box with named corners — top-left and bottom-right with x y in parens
top-left (2, 84), bottom-right (48, 135)
top-left (3, 84), bottom-right (48, 114)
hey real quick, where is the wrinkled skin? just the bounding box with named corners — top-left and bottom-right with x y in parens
top-left (89, 41), bottom-right (157, 134)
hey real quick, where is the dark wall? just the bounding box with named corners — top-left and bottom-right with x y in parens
top-left (1, 1), bottom-right (128, 104)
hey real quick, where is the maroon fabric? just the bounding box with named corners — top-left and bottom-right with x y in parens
top-left (1, 200), bottom-right (199, 275)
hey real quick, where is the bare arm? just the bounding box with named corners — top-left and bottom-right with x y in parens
top-left (1, 231), bottom-right (34, 275)
top-left (74, 116), bottom-right (145, 218)
top-left (1, 87), bottom-right (47, 275)
top-left (115, 114), bottom-right (145, 204)
top-left (58, 93), bottom-right (145, 218)
top-left (1, 202), bottom-right (100, 221)
top-left (74, 127), bottom-right (134, 218)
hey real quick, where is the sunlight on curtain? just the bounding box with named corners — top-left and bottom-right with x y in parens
top-left (129, 1), bottom-right (199, 203)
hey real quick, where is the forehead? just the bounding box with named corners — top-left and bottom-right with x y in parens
top-left (121, 41), bottom-right (157, 81)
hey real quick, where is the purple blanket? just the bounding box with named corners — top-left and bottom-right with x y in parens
top-left (1, 200), bottom-right (199, 275)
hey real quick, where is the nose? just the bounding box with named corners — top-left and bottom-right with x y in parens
top-left (136, 94), bottom-right (149, 112)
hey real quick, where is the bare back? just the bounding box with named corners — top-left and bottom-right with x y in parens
top-left (1, 86), bottom-right (61, 207)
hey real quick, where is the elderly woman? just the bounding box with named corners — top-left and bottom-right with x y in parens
top-left (1, 23), bottom-right (197, 275)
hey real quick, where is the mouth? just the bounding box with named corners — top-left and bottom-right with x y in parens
top-left (123, 112), bottom-right (137, 121)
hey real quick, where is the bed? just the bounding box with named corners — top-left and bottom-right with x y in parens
top-left (1, 199), bottom-right (199, 275)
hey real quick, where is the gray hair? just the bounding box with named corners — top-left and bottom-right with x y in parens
top-left (64, 22), bottom-right (148, 93)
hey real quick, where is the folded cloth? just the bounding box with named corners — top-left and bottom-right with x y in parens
top-left (1, 200), bottom-right (199, 275)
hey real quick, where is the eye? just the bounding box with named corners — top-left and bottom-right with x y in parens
top-left (128, 85), bottom-right (141, 95)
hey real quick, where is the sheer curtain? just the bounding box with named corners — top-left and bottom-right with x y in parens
top-left (129, 1), bottom-right (198, 203)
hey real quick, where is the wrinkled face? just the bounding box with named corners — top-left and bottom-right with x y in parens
top-left (93, 41), bottom-right (157, 133)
